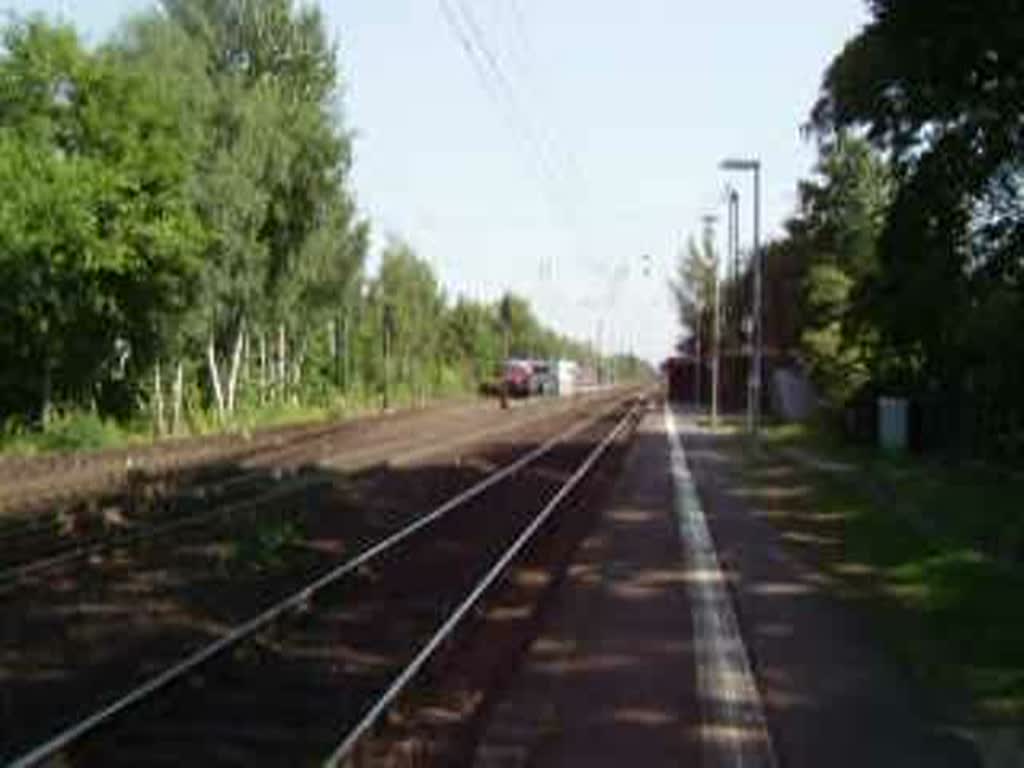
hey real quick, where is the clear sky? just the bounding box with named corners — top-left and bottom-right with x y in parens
top-left (9, 0), bottom-right (868, 363)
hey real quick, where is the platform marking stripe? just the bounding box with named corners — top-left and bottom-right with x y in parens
top-left (664, 405), bottom-right (776, 768)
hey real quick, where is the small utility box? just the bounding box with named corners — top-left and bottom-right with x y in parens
top-left (878, 396), bottom-right (908, 453)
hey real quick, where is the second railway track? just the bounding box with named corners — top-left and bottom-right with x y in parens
top-left (0, 393), bottom-right (618, 579)
top-left (0, 395), bottom-right (528, 517)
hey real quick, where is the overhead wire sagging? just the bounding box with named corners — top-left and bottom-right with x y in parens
top-left (435, 0), bottom-right (595, 283)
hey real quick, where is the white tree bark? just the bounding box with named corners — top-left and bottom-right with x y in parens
top-left (242, 328), bottom-right (250, 396)
top-left (153, 361), bottom-right (166, 436)
top-left (172, 360), bottom-right (184, 434)
top-left (277, 323), bottom-right (287, 401)
top-left (259, 331), bottom-right (267, 404)
top-left (207, 334), bottom-right (226, 422)
top-left (341, 313), bottom-right (349, 392)
top-left (226, 323), bottom-right (245, 415)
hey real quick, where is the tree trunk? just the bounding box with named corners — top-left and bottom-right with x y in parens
top-left (207, 334), bottom-right (226, 423)
top-left (695, 319), bottom-right (702, 409)
top-left (242, 329), bottom-right (250, 397)
top-left (277, 323), bottom-right (287, 401)
top-left (172, 360), bottom-right (184, 435)
top-left (226, 323), bottom-right (245, 415)
top-left (259, 332), bottom-right (267, 404)
top-left (341, 312), bottom-right (349, 392)
top-left (154, 361), bottom-right (166, 436)
top-left (330, 317), bottom-right (340, 388)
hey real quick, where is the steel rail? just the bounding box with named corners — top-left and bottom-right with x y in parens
top-left (0, 423), bottom-right (438, 578)
top-left (0, 393), bottom-right (616, 587)
top-left (0, 392), bottom-right (570, 515)
top-left (6, 396), bottom-right (633, 768)
top-left (0, 401), bottom-right (464, 540)
top-left (324, 401), bottom-right (642, 766)
top-left (0, 396), bottom-right (487, 484)
top-left (0, 395), bottom-right (516, 529)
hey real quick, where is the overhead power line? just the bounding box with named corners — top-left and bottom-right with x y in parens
top-left (436, 0), bottom-right (598, 284)
top-left (443, 0), bottom-right (566, 209)
top-left (458, 1), bottom-right (588, 213)
top-left (437, 0), bottom-right (504, 105)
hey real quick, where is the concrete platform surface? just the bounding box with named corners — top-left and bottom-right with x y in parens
top-left (473, 408), bottom-right (702, 767)
top-left (472, 405), bottom-right (982, 768)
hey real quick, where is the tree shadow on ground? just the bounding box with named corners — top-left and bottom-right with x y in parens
top-left (0, 404), bottom-right (631, 766)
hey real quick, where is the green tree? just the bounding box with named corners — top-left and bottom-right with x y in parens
top-left (812, 0), bottom-right (1024, 456)
top-left (368, 241), bottom-right (446, 401)
top-left (0, 6), bottom-right (613, 442)
top-left (791, 136), bottom-right (891, 406)
top-left (444, 298), bottom-right (501, 382)
top-left (669, 233), bottom-right (717, 351)
top-left (0, 18), bottom-right (206, 423)
top-left (155, 0), bottom-right (367, 417)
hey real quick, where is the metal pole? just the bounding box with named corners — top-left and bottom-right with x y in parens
top-left (720, 158), bottom-right (761, 438)
top-left (702, 214), bottom-right (720, 429)
top-left (694, 313), bottom-right (701, 410)
top-left (382, 303), bottom-right (392, 411)
top-left (752, 164), bottom-right (762, 440)
top-left (342, 309), bottom-right (350, 394)
top-left (730, 190), bottom-right (740, 314)
top-left (728, 191), bottom-right (738, 416)
top-left (500, 296), bottom-right (510, 409)
top-left (711, 232), bottom-right (720, 430)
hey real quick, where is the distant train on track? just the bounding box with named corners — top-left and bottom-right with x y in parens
top-left (500, 358), bottom-right (583, 398)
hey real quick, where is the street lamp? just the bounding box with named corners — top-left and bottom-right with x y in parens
top-left (720, 157), bottom-right (762, 439)
top-left (724, 186), bottom-right (740, 425)
top-left (725, 186), bottom-right (740, 289)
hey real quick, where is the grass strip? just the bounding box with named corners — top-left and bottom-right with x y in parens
top-left (726, 426), bottom-right (1024, 723)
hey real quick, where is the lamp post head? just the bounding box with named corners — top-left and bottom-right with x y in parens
top-left (720, 158), bottom-right (760, 172)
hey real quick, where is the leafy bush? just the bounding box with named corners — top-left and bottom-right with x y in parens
top-left (0, 410), bottom-right (132, 455)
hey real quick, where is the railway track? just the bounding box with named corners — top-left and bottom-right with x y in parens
top-left (1, 392), bottom-right (643, 764)
top-left (0, 393), bottom-right (615, 580)
top-left (0, 397), bottom-right (500, 516)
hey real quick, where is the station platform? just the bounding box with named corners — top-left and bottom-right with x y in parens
top-left (473, 405), bottom-right (980, 768)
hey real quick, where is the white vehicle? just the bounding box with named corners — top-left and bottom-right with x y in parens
top-left (555, 359), bottom-right (578, 396)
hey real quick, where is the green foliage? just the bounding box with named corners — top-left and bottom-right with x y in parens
top-left (0, 16), bottom-right (208, 421)
top-left (0, 5), bottom-right (623, 451)
top-left (444, 297), bottom-right (502, 381)
top-left (786, 137), bottom-right (891, 408)
top-left (801, 323), bottom-right (870, 406)
top-left (669, 233), bottom-right (717, 345)
top-left (753, 425), bottom-right (1024, 719)
top-left (812, 0), bottom-right (1024, 458)
top-left (225, 518), bottom-right (304, 573)
top-left (0, 409), bottom-right (133, 454)
top-left (497, 292), bottom-right (587, 361)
